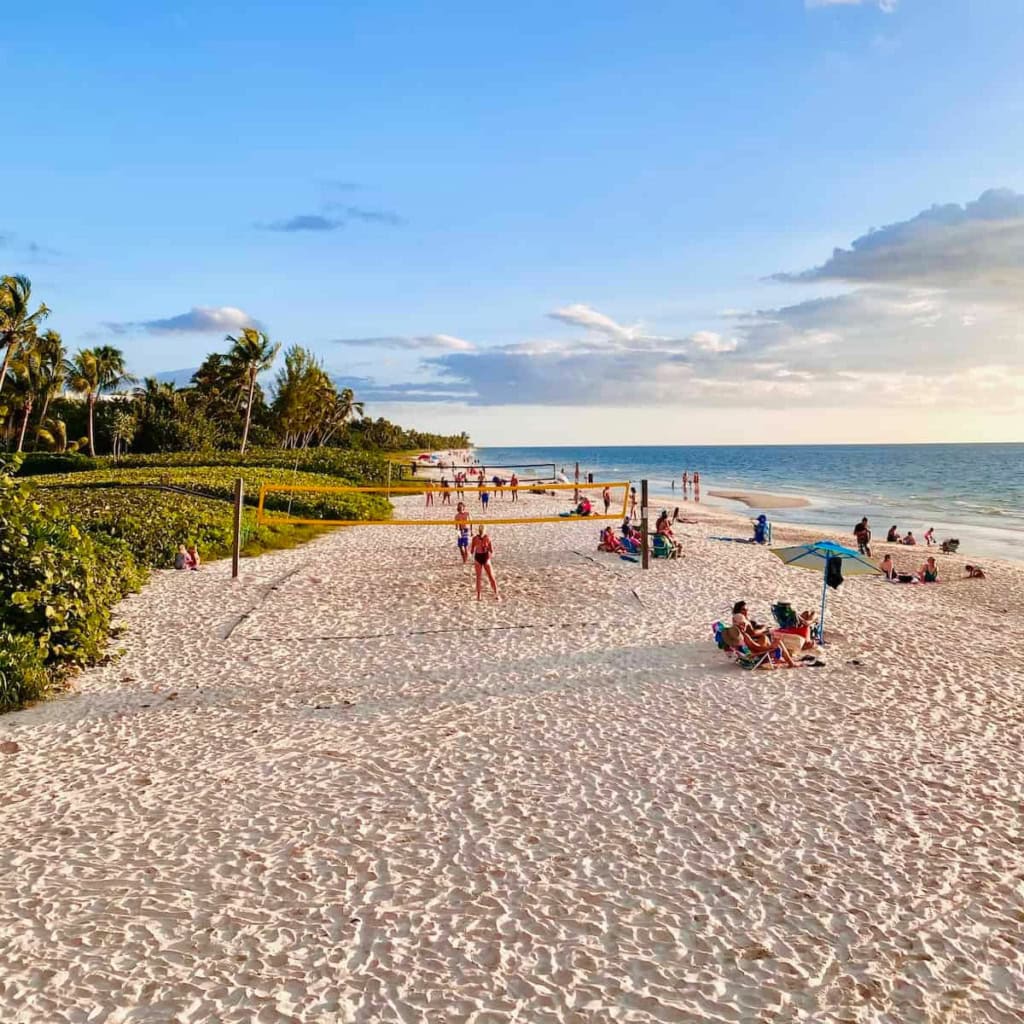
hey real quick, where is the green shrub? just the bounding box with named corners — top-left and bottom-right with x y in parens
top-left (18, 448), bottom-right (393, 484)
top-left (0, 630), bottom-right (51, 712)
top-left (34, 466), bottom-right (392, 522)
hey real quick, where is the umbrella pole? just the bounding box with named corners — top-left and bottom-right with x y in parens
top-left (818, 566), bottom-right (829, 644)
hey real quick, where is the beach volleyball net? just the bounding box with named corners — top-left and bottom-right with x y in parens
top-left (255, 480), bottom-right (633, 527)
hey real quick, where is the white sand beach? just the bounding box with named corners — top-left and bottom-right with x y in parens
top-left (2, 490), bottom-right (1023, 1023)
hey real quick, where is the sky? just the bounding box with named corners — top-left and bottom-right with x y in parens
top-left (6, 0), bottom-right (1024, 444)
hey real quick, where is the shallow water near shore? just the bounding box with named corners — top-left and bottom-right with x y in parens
top-left (480, 443), bottom-right (1024, 562)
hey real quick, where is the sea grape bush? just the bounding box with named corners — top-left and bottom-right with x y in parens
top-left (0, 455), bottom-right (145, 710)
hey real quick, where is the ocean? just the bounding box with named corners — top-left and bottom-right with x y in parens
top-left (476, 444), bottom-right (1024, 562)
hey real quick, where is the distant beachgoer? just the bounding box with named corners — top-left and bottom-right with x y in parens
top-left (510, 473), bottom-right (519, 503)
top-left (963, 564), bottom-right (986, 579)
top-left (886, 525), bottom-right (900, 543)
top-left (879, 553), bottom-right (898, 580)
top-left (480, 486), bottom-right (489, 511)
top-left (629, 488), bottom-right (638, 517)
top-left (470, 526), bottom-right (498, 600)
top-left (919, 556), bottom-right (939, 583)
top-left (576, 497), bottom-right (593, 516)
top-left (599, 527), bottom-right (624, 553)
top-left (602, 486), bottom-right (611, 514)
top-left (903, 531), bottom-right (917, 546)
top-left (174, 545), bottom-right (188, 570)
top-left (682, 471), bottom-right (689, 499)
top-left (656, 513), bottom-right (682, 556)
top-left (924, 527), bottom-right (935, 547)
top-left (693, 471), bottom-right (700, 502)
top-left (455, 502), bottom-right (470, 563)
top-left (185, 545), bottom-right (201, 571)
top-left (440, 477), bottom-right (452, 505)
top-left (854, 517), bottom-right (871, 557)
top-left (425, 485), bottom-right (434, 507)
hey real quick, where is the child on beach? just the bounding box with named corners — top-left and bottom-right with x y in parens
top-left (470, 526), bottom-right (498, 600)
top-left (185, 545), bottom-right (201, 571)
top-left (924, 527), bottom-right (935, 546)
top-left (174, 545), bottom-right (188, 570)
top-left (963, 564), bottom-right (986, 579)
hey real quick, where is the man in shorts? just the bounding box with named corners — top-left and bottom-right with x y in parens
top-left (455, 502), bottom-right (471, 563)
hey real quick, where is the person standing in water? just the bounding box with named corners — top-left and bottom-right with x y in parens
top-left (454, 502), bottom-right (471, 563)
top-left (693, 471), bottom-right (700, 502)
top-left (470, 525), bottom-right (499, 600)
top-left (681, 471), bottom-right (689, 499)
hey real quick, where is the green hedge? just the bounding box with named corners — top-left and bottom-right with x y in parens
top-left (1, 458), bottom-right (146, 711)
top-left (18, 448), bottom-right (393, 483)
top-left (34, 466), bottom-right (392, 522)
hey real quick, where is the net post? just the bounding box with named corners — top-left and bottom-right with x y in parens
top-left (641, 479), bottom-right (650, 570)
top-left (232, 477), bottom-right (244, 579)
top-left (386, 460), bottom-right (392, 500)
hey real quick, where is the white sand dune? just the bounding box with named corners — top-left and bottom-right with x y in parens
top-left (1, 492), bottom-right (1022, 1023)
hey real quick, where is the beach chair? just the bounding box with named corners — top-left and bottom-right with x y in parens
top-left (771, 602), bottom-right (799, 629)
top-left (652, 533), bottom-right (674, 559)
top-left (712, 621), bottom-right (773, 671)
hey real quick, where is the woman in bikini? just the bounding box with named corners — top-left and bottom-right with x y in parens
top-left (470, 525), bottom-right (499, 600)
top-left (918, 556), bottom-right (939, 583)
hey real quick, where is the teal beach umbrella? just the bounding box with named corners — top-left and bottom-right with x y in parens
top-left (769, 540), bottom-right (881, 643)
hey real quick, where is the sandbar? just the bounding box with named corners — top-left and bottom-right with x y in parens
top-left (708, 488), bottom-right (810, 509)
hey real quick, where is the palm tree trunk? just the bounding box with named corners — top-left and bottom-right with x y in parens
top-left (0, 337), bottom-right (13, 398)
top-left (87, 394), bottom-right (97, 457)
top-left (16, 399), bottom-right (33, 452)
top-left (240, 371), bottom-right (256, 455)
top-left (35, 392), bottom-right (53, 441)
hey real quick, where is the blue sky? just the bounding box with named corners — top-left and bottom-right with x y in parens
top-left (6, 0), bottom-right (1024, 443)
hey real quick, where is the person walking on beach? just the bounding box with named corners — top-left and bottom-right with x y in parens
top-left (470, 525), bottom-right (498, 600)
top-left (693, 471), bottom-right (700, 502)
top-left (510, 472), bottom-right (519, 502)
top-left (854, 517), bottom-right (871, 556)
top-left (425, 485), bottom-right (434, 507)
top-left (454, 502), bottom-right (470, 563)
top-left (629, 487), bottom-right (638, 517)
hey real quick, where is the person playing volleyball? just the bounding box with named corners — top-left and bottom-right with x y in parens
top-left (454, 502), bottom-right (470, 563)
top-left (470, 525), bottom-right (499, 600)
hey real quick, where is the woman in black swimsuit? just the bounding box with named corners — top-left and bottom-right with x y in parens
top-left (469, 525), bottom-right (499, 601)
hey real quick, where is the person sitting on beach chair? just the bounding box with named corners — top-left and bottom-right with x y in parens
top-left (654, 513), bottom-right (683, 557)
top-left (598, 527), bottom-right (625, 553)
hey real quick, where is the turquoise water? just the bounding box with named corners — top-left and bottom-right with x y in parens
top-left (478, 444), bottom-right (1024, 562)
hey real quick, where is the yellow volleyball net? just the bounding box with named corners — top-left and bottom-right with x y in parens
top-left (255, 480), bottom-right (633, 527)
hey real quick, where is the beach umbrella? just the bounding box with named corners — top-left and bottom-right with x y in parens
top-left (769, 540), bottom-right (881, 643)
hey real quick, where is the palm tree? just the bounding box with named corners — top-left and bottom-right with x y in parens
top-left (0, 275), bottom-right (49, 398)
top-left (225, 328), bottom-right (279, 455)
top-left (320, 387), bottom-right (365, 446)
top-left (32, 330), bottom-right (69, 444)
top-left (67, 345), bottom-right (133, 456)
top-left (8, 342), bottom-right (43, 452)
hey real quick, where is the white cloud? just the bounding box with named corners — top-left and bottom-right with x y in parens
top-left (333, 334), bottom-right (476, 352)
top-left (106, 305), bottom-right (257, 335)
top-left (689, 330), bottom-right (738, 353)
top-left (548, 303), bottom-right (643, 342)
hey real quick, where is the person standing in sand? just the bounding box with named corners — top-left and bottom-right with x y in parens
top-left (454, 502), bottom-right (471, 563)
top-left (681, 471), bottom-right (689, 499)
top-left (629, 487), bottom-right (638, 517)
top-left (510, 472), bottom-right (519, 503)
top-left (602, 486), bottom-right (611, 514)
top-left (693, 471), bottom-right (700, 502)
top-left (470, 526), bottom-right (499, 600)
